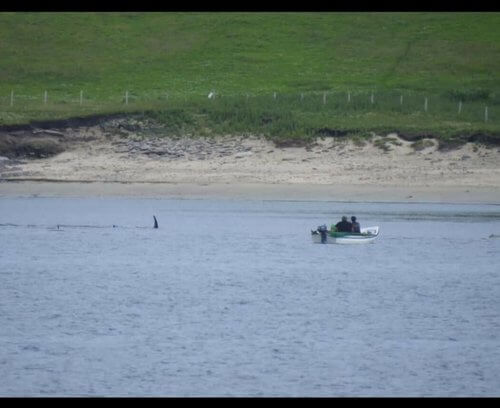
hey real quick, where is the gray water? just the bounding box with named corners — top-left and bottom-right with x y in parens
top-left (1, 197), bottom-right (499, 397)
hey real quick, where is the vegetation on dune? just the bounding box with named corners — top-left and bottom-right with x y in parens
top-left (0, 135), bottom-right (64, 158)
top-left (0, 12), bottom-right (500, 146)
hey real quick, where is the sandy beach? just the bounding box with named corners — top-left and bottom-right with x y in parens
top-left (1, 120), bottom-right (499, 203)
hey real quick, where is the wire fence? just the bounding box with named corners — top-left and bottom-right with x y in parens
top-left (1, 89), bottom-right (498, 125)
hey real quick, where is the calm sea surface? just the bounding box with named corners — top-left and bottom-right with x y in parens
top-left (1, 197), bottom-right (499, 396)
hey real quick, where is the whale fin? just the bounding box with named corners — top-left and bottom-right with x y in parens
top-left (153, 216), bottom-right (158, 229)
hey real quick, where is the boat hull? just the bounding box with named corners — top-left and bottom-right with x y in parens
top-left (311, 226), bottom-right (379, 244)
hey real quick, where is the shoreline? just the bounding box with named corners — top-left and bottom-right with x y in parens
top-left (1, 180), bottom-right (499, 204)
top-left (1, 121), bottom-right (499, 204)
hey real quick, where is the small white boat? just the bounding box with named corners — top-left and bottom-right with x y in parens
top-left (311, 226), bottom-right (379, 244)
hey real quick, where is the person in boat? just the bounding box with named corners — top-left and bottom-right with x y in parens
top-left (351, 216), bottom-right (360, 233)
top-left (335, 216), bottom-right (352, 232)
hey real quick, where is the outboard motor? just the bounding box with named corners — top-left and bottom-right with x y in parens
top-left (317, 224), bottom-right (328, 244)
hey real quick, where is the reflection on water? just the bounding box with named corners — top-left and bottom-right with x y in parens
top-left (0, 197), bottom-right (499, 396)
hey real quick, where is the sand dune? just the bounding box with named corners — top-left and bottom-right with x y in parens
top-left (1, 123), bottom-right (499, 203)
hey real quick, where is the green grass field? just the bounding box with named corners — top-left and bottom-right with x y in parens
top-left (1, 12), bottom-right (499, 144)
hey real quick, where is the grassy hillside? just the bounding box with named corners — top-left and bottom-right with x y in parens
top-left (1, 12), bottom-right (500, 143)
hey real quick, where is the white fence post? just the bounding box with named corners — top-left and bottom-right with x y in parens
top-left (80, 90), bottom-right (83, 106)
top-left (273, 92), bottom-right (277, 100)
top-left (458, 101), bottom-right (462, 114)
top-left (347, 91), bottom-right (351, 103)
top-left (371, 92), bottom-right (374, 104)
top-left (125, 90), bottom-right (129, 105)
top-left (44, 90), bottom-right (47, 105)
top-left (400, 94), bottom-right (403, 105)
top-left (485, 106), bottom-right (488, 122)
top-left (300, 93), bottom-right (304, 101)
top-left (424, 97), bottom-right (428, 112)
top-left (10, 90), bottom-right (14, 107)
top-left (323, 92), bottom-right (326, 105)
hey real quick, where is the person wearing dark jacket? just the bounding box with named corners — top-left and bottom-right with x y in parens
top-left (335, 216), bottom-right (352, 232)
top-left (351, 216), bottom-right (360, 233)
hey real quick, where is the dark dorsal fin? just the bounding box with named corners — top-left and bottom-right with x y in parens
top-left (153, 216), bottom-right (158, 229)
